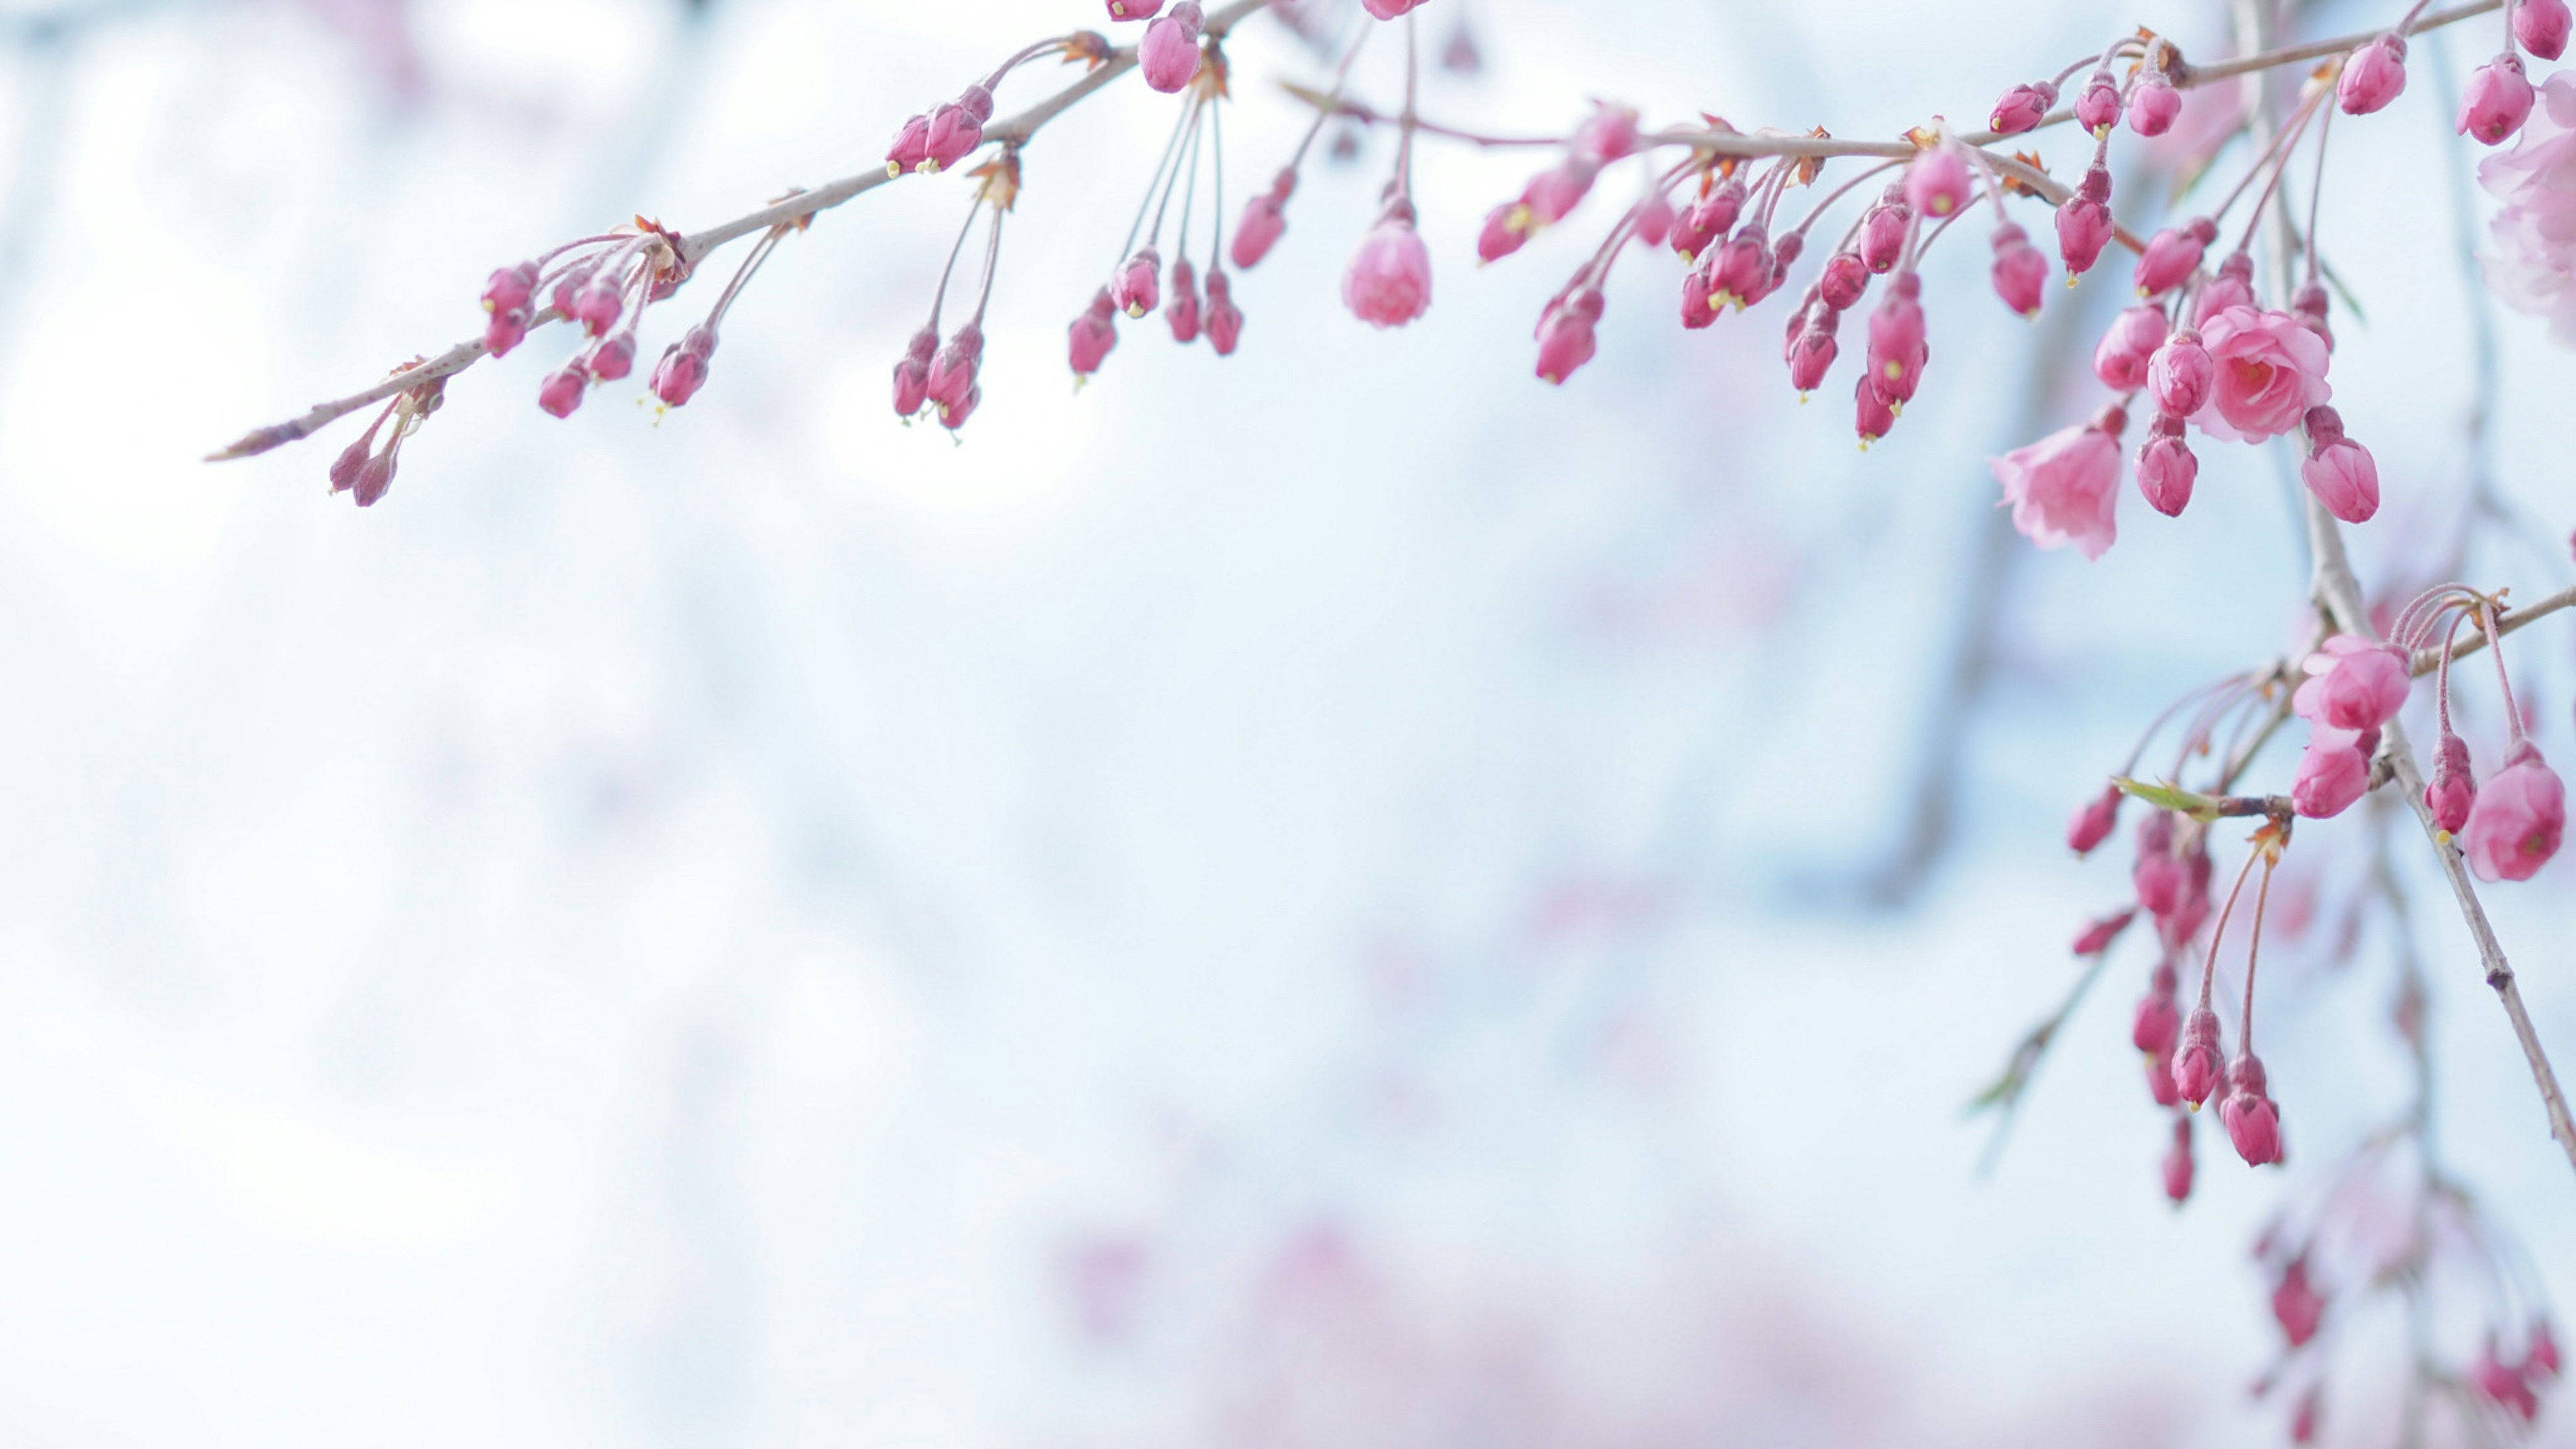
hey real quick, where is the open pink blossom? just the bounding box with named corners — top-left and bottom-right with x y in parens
top-left (2478, 72), bottom-right (2576, 342)
top-left (2094, 305), bottom-right (2168, 390)
top-left (2293, 633), bottom-right (2412, 731)
top-left (1992, 408), bottom-right (2123, 559)
top-left (2463, 743), bottom-right (2565, 881)
top-left (1344, 203), bottom-right (1432, 328)
top-left (2192, 305), bottom-right (2332, 442)
top-left (2293, 727), bottom-right (2373, 819)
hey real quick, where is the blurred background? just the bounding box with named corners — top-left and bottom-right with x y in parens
top-left (0, 0), bottom-right (2569, 1443)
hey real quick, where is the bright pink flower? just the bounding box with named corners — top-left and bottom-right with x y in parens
top-left (2300, 406), bottom-right (2380, 523)
top-left (938, 384), bottom-right (981, 431)
top-left (1233, 171), bottom-right (1295, 269)
top-left (1865, 272), bottom-right (1927, 407)
top-left (1904, 145), bottom-right (1970, 219)
top-left (2195, 251), bottom-right (2257, 325)
top-left (1203, 268), bottom-right (1244, 355)
top-left (482, 261), bottom-right (538, 317)
top-left (1673, 180), bottom-right (1746, 262)
top-left (2138, 427), bottom-right (2198, 517)
top-left (2057, 166), bottom-right (2116, 277)
top-left (2340, 34), bottom-right (2408, 114)
top-left (1710, 225), bottom-right (1774, 309)
top-left (2133, 961), bottom-right (2180, 1051)
top-left (2133, 812), bottom-right (2182, 914)
top-left (2094, 304), bottom-right (2169, 390)
top-left (484, 306), bottom-right (533, 358)
top-left (2521, 0), bottom-right (2574, 60)
top-left (2463, 743), bottom-right (2565, 881)
top-left (893, 327), bottom-right (935, 417)
top-left (1633, 191), bottom-right (1675, 248)
top-left (1993, 407), bottom-right (2123, 559)
top-left (2147, 330), bottom-right (2214, 416)
top-left (1819, 250), bottom-right (1868, 309)
top-left (1114, 247), bottom-right (1162, 318)
top-left (922, 90), bottom-right (991, 172)
top-left (2172, 1006), bottom-right (2224, 1107)
top-left (1573, 103), bottom-right (1642, 164)
top-left (1140, 3), bottom-right (1204, 93)
top-left (2193, 305), bottom-right (2332, 442)
top-left (2294, 633), bottom-right (2412, 731)
top-left (926, 324), bottom-right (982, 414)
top-left (1991, 80), bottom-right (2058, 136)
top-left (572, 273), bottom-right (625, 336)
top-left (1521, 158), bottom-right (1600, 227)
top-left (2134, 217), bottom-right (2215, 297)
top-left (1860, 189), bottom-right (1911, 274)
top-left (2068, 782), bottom-right (2124, 854)
top-left (537, 364), bottom-right (588, 418)
top-left (2128, 76), bottom-right (2182, 136)
top-left (2146, 1049), bottom-right (2181, 1106)
top-left (1854, 373), bottom-right (1896, 446)
top-left (2074, 906), bottom-right (2137, 957)
top-left (2076, 71), bottom-right (2121, 135)
top-left (584, 333), bottom-right (635, 382)
top-left (2293, 728), bottom-right (2373, 819)
top-left (2222, 1054), bottom-right (2284, 1165)
top-left (651, 325), bottom-right (716, 407)
top-left (2477, 72), bottom-right (2576, 341)
top-left (1477, 201), bottom-right (1529, 263)
top-left (1166, 257), bottom-right (1201, 343)
top-left (1068, 290), bottom-right (1118, 378)
top-left (1106, 0), bottom-right (1162, 17)
top-left (1344, 205), bottom-right (1432, 328)
top-left (2161, 1115), bottom-right (2195, 1203)
top-left (1534, 288), bottom-right (1603, 384)
top-left (1786, 310), bottom-right (1839, 394)
top-left (1991, 223), bottom-right (2048, 317)
top-left (1679, 271), bottom-right (1717, 329)
top-left (885, 113), bottom-right (932, 176)
top-left (2461, 52), bottom-right (2536, 145)
top-left (2270, 1256), bottom-right (2324, 1345)
top-left (2429, 731), bottom-right (2479, 835)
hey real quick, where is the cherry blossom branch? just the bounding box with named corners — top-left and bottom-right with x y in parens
top-left (2406, 582), bottom-right (2576, 675)
top-left (207, 0), bottom-right (1277, 463)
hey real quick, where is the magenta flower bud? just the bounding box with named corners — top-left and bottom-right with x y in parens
top-left (1344, 204), bottom-right (1432, 329)
top-left (1854, 372), bottom-right (1896, 446)
top-left (1573, 103), bottom-right (1642, 164)
top-left (1203, 268), bottom-right (1244, 355)
top-left (1106, 0), bottom-right (1162, 19)
top-left (1235, 195), bottom-right (1291, 270)
top-left (2290, 279), bottom-right (2334, 349)
top-left (327, 431), bottom-right (374, 493)
top-left (1679, 270), bottom-right (1717, 329)
top-left (885, 113), bottom-right (932, 177)
top-left (2147, 330), bottom-right (2214, 416)
top-left (2195, 251), bottom-right (2257, 325)
top-left (1866, 272), bottom-right (1927, 407)
top-left (2293, 731), bottom-right (2372, 819)
top-left (2294, 633), bottom-right (2412, 732)
top-left (1114, 247), bottom-right (1163, 318)
top-left (651, 325), bottom-right (717, 407)
top-left (1860, 189), bottom-right (1911, 274)
top-left (893, 326), bottom-right (936, 417)
top-left (1165, 257), bottom-right (1202, 343)
top-left (2531, 1322), bottom-right (2563, 1380)
top-left (2270, 1256), bottom-right (2324, 1346)
top-left (1632, 191), bottom-right (1675, 250)
top-left (2222, 1054), bottom-right (2284, 1165)
top-left (585, 332), bottom-right (636, 382)
top-left (2093, 304), bottom-right (2169, 390)
top-left (2133, 811), bottom-right (2182, 914)
top-left (2171, 1006), bottom-right (2224, 1108)
top-left (1673, 180), bottom-right (1745, 262)
top-left (1068, 289), bottom-right (1119, 378)
top-left (1140, 2), bottom-right (1203, 92)
top-left (482, 261), bottom-right (539, 317)
top-left (2462, 742), bottom-right (2566, 882)
top-left (2161, 1116), bottom-right (2195, 1203)
top-left (1521, 159), bottom-right (1599, 227)
top-left (2300, 409), bottom-right (2380, 524)
top-left (353, 452), bottom-right (396, 508)
top-left (1534, 290), bottom-right (1602, 385)
top-left (2429, 731), bottom-right (2478, 835)
top-left (2132, 962), bottom-right (2181, 1052)
top-left (572, 275), bottom-right (625, 337)
top-left (1477, 201), bottom-right (1532, 263)
top-left (1711, 224), bottom-right (1772, 309)
top-left (2138, 427), bottom-right (2198, 517)
top-left (1990, 80), bottom-right (2058, 135)
top-left (938, 384), bottom-right (981, 431)
top-left (2461, 53), bottom-right (2536, 145)
top-left (2073, 906), bottom-right (2138, 957)
top-left (1990, 222), bottom-right (2048, 317)
top-left (2518, 0), bottom-right (2573, 60)
top-left (1819, 250), bottom-right (1869, 310)
top-left (2339, 34), bottom-right (2410, 114)
top-left (1360, 0), bottom-right (1421, 15)
top-left (2076, 72), bottom-right (2121, 136)
top-left (922, 100), bottom-right (984, 172)
top-left (1904, 146), bottom-right (1971, 219)
top-left (2057, 166), bottom-right (2116, 278)
top-left (2127, 76), bottom-right (2182, 136)
top-left (484, 306), bottom-right (533, 358)
top-left (2068, 782), bottom-right (2123, 854)
top-left (2134, 217), bottom-right (2215, 298)
top-left (2145, 1048), bottom-right (2181, 1106)
top-left (2473, 1344), bottom-right (2543, 1421)
top-left (1787, 315), bottom-right (1839, 394)
top-left (537, 363), bottom-right (588, 419)
top-left (926, 324), bottom-right (983, 413)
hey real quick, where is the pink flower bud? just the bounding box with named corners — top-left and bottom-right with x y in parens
top-left (1904, 146), bottom-right (1971, 219)
top-left (2161, 1115), bottom-right (2195, 1203)
top-left (1535, 287), bottom-right (1603, 384)
top-left (1786, 312), bottom-right (1839, 394)
top-left (1232, 171), bottom-right (1295, 270)
top-left (922, 97), bottom-right (986, 172)
top-left (885, 113), bottom-right (932, 176)
top-left (1166, 257), bottom-right (1202, 343)
top-left (1633, 191), bottom-right (1675, 248)
top-left (2068, 783), bottom-right (2124, 854)
top-left (2291, 279), bottom-right (2333, 348)
top-left (2171, 1006), bottom-right (2224, 1108)
top-left (585, 332), bottom-right (636, 382)
top-left (2474, 1344), bottom-right (2542, 1421)
top-left (2430, 730), bottom-right (2478, 835)
top-left (1520, 159), bottom-right (1600, 227)
top-left (572, 275), bottom-right (625, 337)
top-left (537, 362), bottom-right (588, 419)
top-left (2340, 34), bottom-right (2410, 114)
top-left (1679, 270), bottom-right (1717, 329)
top-left (1990, 223), bottom-right (2048, 317)
top-left (1866, 272), bottom-right (1927, 407)
top-left (2147, 329), bottom-right (2213, 415)
top-left (893, 327), bottom-right (936, 417)
top-left (2270, 1255), bottom-right (2324, 1346)
top-left (1854, 372), bottom-right (1896, 446)
top-left (328, 429), bottom-right (374, 493)
top-left (2293, 731), bottom-right (2372, 819)
top-left (2462, 742), bottom-right (2565, 882)
top-left (2057, 166), bottom-right (2116, 278)
top-left (1819, 250), bottom-right (1869, 310)
top-left (1069, 289), bottom-right (1119, 378)
top-left (2133, 217), bottom-right (2214, 298)
top-left (2222, 1053), bottom-right (2284, 1165)
top-left (482, 261), bottom-right (539, 317)
top-left (926, 324), bottom-right (983, 413)
top-left (2068, 907), bottom-right (2135, 959)
top-left (2127, 76), bottom-right (2182, 136)
top-left (1203, 268), bottom-right (1244, 355)
top-left (1114, 247), bottom-right (1163, 318)
top-left (2145, 1049), bottom-right (2182, 1106)
top-left (1990, 80), bottom-right (2059, 135)
top-left (484, 307), bottom-right (533, 358)
top-left (2195, 251), bottom-right (2257, 325)
top-left (2294, 633), bottom-right (2412, 732)
top-left (651, 325), bottom-right (717, 407)
top-left (1140, 3), bottom-right (1204, 93)
top-left (1574, 103), bottom-right (1642, 164)
top-left (2076, 72), bottom-right (2121, 136)
top-left (1860, 189), bottom-right (1911, 274)
top-left (2092, 305), bottom-right (2167, 390)
top-left (938, 384), bottom-right (981, 431)
top-left (2133, 811), bottom-right (2181, 912)
top-left (2531, 1322), bottom-right (2563, 1380)
top-left (1478, 201), bottom-right (1532, 263)
top-left (1106, 0), bottom-right (1163, 19)
top-left (2291, 1388), bottom-right (2320, 1444)
top-left (1360, 0), bottom-right (1421, 15)
top-left (1711, 224), bottom-right (1773, 309)
top-left (2139, 425), bottom-right (2198, 517)
top-left (1344, 204), bottom-right (1432, 329)
top-left (2461, 52), bottom-right (2536, 144)
top-left (352, 453), bottom-right (396, 508)
top-left (2520, 0), bottom-right (2573, 59)
top-left (2133, 961), bottom-right (2180, 1051)
top-left (2300, 408), bottom-right (2379, 523)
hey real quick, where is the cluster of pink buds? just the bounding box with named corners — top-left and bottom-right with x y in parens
top-left (1477, 103), bottom-right (1642, 264)
top-left (327, 367), bottom-right (445, 507)
top-left (476, 218), bottom-right (739, 425)
top-left (895, 163), bottom-right (1018, 431)
top-left (888, 83), bottom-right (998, 176)
top-left (2287, 633), bottom-right (2408, 820)
top-left (2391, 586), bottom-right (2569, 877)
top-left (1065, 59), bottom-right (1245, 384)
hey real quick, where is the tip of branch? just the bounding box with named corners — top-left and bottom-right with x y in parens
top-left (205, 425), bottom-right (296, 462)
